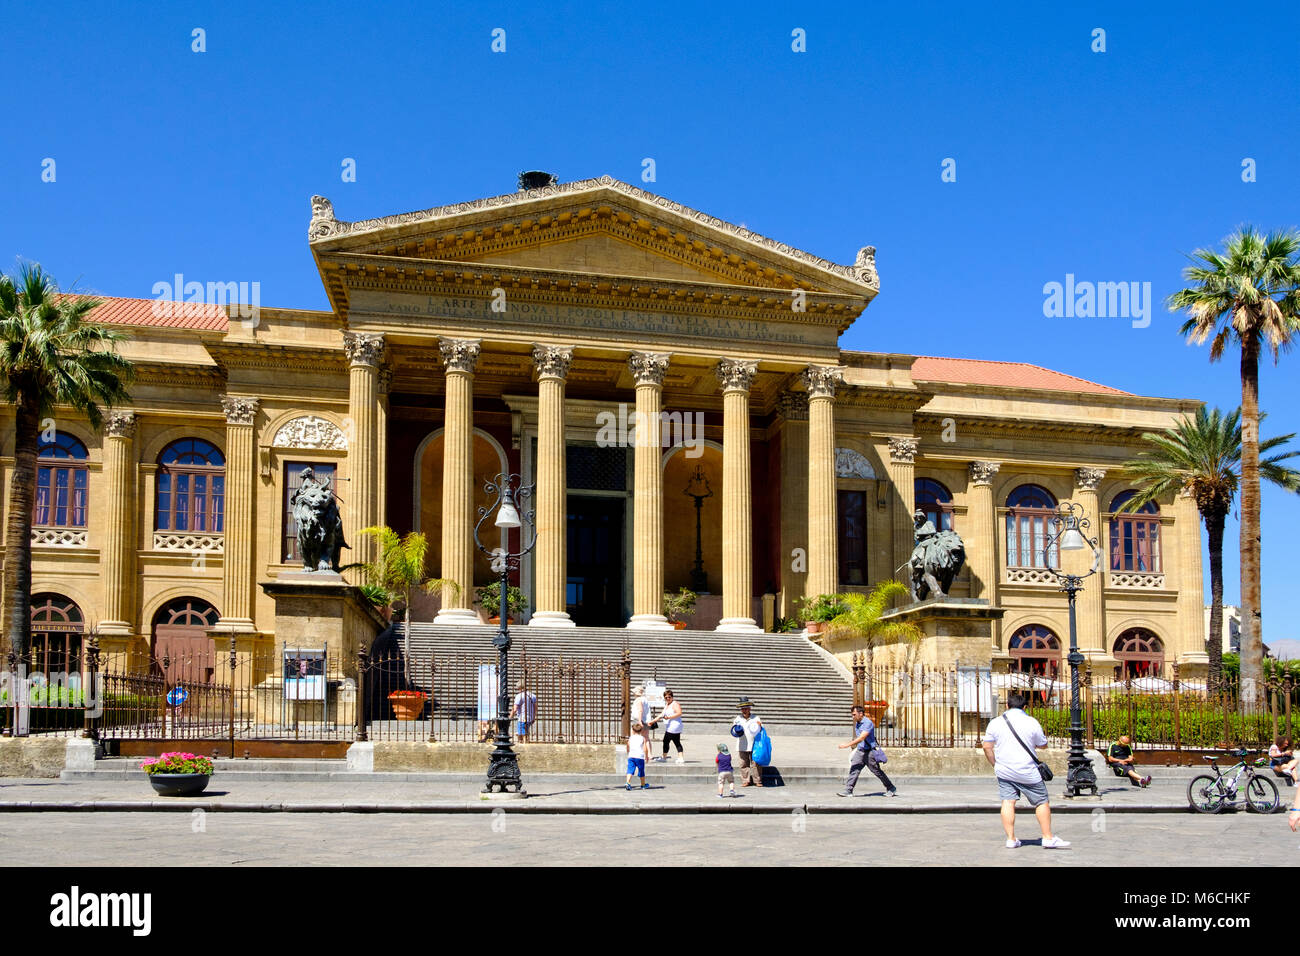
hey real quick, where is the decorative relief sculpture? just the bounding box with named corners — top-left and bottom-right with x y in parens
top-left (290, 467), bottom-right (348, 573)
top-left (888, 436), bottom-right (919, 464)
top-left (835, 448), bottom-right (875, 479)
top-left (308, 195), bottom-right (343, 241)
top-left (628, 351), bottom-right (671, 387)
top-left (221, 396), bottom-right (259, 426)
top-left (532, 344), bottom-right (574, 380)
top-left (343, 331), bottom-right (385, 368)
top-left (32, 528), bottom-right (87, 548)
top-left (854, 246), bottom-right (880, 291)
top-left (272, 416), bottom-right (348, 451)
top-left (715, 358), bottom-right (758, 393)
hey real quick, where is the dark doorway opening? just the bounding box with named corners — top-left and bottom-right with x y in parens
top-left (566, 495), bottom-right (625, 627)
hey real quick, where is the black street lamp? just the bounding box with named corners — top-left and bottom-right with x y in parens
top-left (473, 472), bottom-right (536, 796)
top-left (1042, 500), bottom-right (1101, 797)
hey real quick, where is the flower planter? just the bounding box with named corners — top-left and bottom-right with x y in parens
top-left (805, 621), bottom-right (823, 635)
top-left (147, 773), bottom-right (211, 797)
top-left (862, 700), bottom-right (888, 726)
top-left (388, 694), bottom-right (427, 720)
top-left (672, 620), bottom-right (688, 630)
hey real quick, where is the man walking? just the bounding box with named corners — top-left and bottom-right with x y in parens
top-left (732, 698), bottom-right (764, 788)
top-left (837, 704), bottom-right (897, 797)
top-left (509, 681), bottom-right (537, 744)
top-left (981, 691), bottom-right (1069, 849)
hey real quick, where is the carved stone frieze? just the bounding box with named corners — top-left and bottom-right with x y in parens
top-left (272, 416), bottom-right (348, 451)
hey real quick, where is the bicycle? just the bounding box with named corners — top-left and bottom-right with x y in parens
top-left (1186, 749), bottom-right (1281, 814)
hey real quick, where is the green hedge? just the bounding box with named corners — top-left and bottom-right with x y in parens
top-left (0, 693), bottom-right (165, 732)
top-left (1029, 700), bottom-right (1278, 749)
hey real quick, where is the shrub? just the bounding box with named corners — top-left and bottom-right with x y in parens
top-left (1029, 700), bottom-right (1278, 749)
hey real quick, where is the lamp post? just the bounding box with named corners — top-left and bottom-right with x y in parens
top-left (1042, 500), bottom-right (1101, 797)
top-left (474, 472), bottom-right (536, 796)
top-left (683, 465), bottom-right (713, 593)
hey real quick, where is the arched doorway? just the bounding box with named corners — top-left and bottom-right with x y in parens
top-left (29, 593), bottom-right (84, 675)
top-left (1113, 628), bottom-right (1164, 678)
top-left (152, 598), bottom-right (220, 684)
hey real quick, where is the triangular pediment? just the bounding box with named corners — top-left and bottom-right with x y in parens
top-left (307, 176), bottom-right (880, 298)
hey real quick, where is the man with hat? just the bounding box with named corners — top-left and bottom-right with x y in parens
top-left (732, 698), bottom-right (764, 788)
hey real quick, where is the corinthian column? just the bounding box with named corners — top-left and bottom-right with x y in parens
top-left (776, 391), bottom-right (809, 618)
top-left (531, 344), bottom-right (575, 627)
top-left (715, 359), bottom-right (761, 633)
top-left (802, 366), bottom-right (843, 600)
top-left (1073, 467), bottom-right (1107, 656)
top-left (219, 396), bottom-right (259, 631)
top-left (628, 351), bottom-right (674, 630)
top-left (434, 338), bottom-right (481, 625)
top-left (1175, 487), bottom-right (1208, 668)
top-left (344, 332), bottom-right (385, 568)
top-left (98, 412), bottom-right (137, 636)
top-left (888, 437), bottom-right (919, 580)
top-left (966, 461), bottom-right (1001, 602)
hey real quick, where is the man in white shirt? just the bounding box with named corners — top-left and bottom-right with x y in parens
top-left (981, 691), bottom-right (1069, 849)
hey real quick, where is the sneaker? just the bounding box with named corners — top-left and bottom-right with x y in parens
top-left (641, 783), bottom-right (650, 790)
top-left (1005, 839), bottom-right (1022, 849)
top-left (885, 790), bottom-right (898, 798)
top-left (1041, 836), bottom-right (1071, 849)
top-left (836, 790), bottom-right (854, 797)
top-left (718, 792), bottom-right (725, 798)
top-left (651, 756), bottom-right (666, 762)
top-left (730, 791), bottom-right (738, 798)
top-left (626, 784), bottom-right (633, 791)
top-left (675, 757), bottom-right (685, 765)
top-left (1141, 775), bottom-right (1152, 788)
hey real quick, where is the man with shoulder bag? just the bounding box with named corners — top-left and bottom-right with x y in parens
top-left (981, 691), bottom-right (1069, 849)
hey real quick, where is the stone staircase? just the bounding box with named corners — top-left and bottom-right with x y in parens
top-left (400, 624), bottom-right (853, 735)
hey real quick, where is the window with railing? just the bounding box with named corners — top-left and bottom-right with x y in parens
top-left (34, 433), bottom-right (89, 529)
top-left (156, 439), bottom-right (225, 533)
top-left (1005, 484), bottom-right (1059, 569)
top-left (1108, 491), bottom-right (1161, 573)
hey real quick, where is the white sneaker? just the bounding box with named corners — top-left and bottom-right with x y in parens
top-left (1041, 836), bottom-right (1071, 849)
top-left (1005, 839), bottom-right (1022, 849)
top-left (675, 757), bottom-right (685, 765)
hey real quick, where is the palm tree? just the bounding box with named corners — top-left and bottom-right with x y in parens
top-left (0, 265), bottom-right (133, 663)
top-left (348, 526), bottom-right (460, 660)
top-left (1118, 407), bottom-right (1300, 687)
top-left (1169, 228), bottom-right (1300, 701)
top-left (825, 580), bottom-right (923, 665)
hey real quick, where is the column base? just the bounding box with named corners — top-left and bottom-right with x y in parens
top-left (627, 614), bottom-right (674, 631)
top-left (529, 611), bottom-right (575, 628)
top-left (213, 617), bottom-right (257, 634)
top-left (433, 608), bottom-right (482, 626)
top-left (715, 618), bottom-right (763, 634)
top-left (96, 621), bottom-right (133, 637)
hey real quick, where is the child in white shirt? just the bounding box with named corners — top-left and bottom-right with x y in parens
top-left (625, 723), bottom-right (650, 791)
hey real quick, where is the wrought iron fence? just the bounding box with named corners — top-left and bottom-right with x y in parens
top-left (849, 653), bottom-right (1292, 752)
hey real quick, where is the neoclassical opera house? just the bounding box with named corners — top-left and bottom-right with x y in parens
top-left (6, 176), bottom-right (1206, 680)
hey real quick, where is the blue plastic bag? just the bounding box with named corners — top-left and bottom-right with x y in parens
top-left (752, 727), bottom-right (773, 766)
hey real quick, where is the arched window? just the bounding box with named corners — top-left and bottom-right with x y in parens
top-left (1005, 484), bottom-right (1058, 568)
top-left (157, 439), bottom-right (225, 533)
top-left (915, 478), bottom-right (954, 532)
top-left (1114, 627), bottom-right (1164, 678)
top-left (151, 597), bottom-right (220, 683)
top-left (1109, 491), bottom-right (1161, 573)
top-left (1009, 624), bottom-right (1061, 679)
top-left (34, 433), bottom-right (89, 528)
top-left (29, 593), bottom-right (84, 675)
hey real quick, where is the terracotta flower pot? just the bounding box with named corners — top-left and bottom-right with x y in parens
top-left (805, 621), bottom-right (823, 635)
top-left (672, 620), bottom-right (687, 630)
top-left (388, 694), bottom-right (427, 721)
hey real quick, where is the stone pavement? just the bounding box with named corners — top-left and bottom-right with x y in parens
top-left (0, 772), bottom-right (1276, 814)
top-left (0, 810), bottom-right (1293, 867)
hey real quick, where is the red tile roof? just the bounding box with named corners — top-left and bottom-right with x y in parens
top-left (910, 355), bottom-right (1128, 396)
top-left (63, 295), bottom-right (229, 332)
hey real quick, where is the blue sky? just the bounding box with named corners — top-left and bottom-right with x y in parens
top-left (3, 1), bottom-right (1298, 635)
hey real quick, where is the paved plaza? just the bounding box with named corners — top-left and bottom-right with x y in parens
top-left (0, 809), bottom-right (1292, 867)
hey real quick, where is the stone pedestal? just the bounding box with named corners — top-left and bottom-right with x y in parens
top-left (259, 571), bottom-right (386, 677)
top-left (874, 598), bottom-right (1007, 668)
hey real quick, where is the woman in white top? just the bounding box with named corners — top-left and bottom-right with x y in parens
top-left (652, 690), bottom-right (685, 763)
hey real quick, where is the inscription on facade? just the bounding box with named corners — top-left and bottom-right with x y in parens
top-left (351, 291), bottom-right (835, 350)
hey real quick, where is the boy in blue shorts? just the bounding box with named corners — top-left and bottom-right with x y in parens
top-left (626, 722), bottom-right (650, 790)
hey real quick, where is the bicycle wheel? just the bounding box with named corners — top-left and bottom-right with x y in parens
top-left (1244, 775), bottom-right (1279, 813)
top-left (1187, 774), bottom-right (1226, 813)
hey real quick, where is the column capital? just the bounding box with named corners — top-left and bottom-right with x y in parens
top-left (628, 351), bottom-right (671, 387)
top-left (221, 396), bottom-right (260, 426)
top-left (439, 337), bottom-right (481, 375)
top-left (800, 365), bottom-right (844, 399)
top-left (343, 331), bottom-right (386, 368)
top-left (776, 390), bottom-right (809, 422)
top-left (968, 460), bottom-right (1001, 486)
top-left (1074, 467), bottom-right (1107, 492)
top-left (888, 436), bottom-right (919, 464)
top-left (104, 411), bottom-right (137, 439)
top-left (533, 344), bottom-right (574, 381)
top-left (715, 358), bottom-right (758, 393)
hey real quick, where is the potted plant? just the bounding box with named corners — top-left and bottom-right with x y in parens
top-left (796, 594), bottom-right (847, 635)
top-left (662, 587), bottom-right (697, 629)
top-left (387, 689), bottom-right (428, 721)
top-left (475, 582), bottom-right (529, 623)
top-left (140, 751), bottom-right (215, 797)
